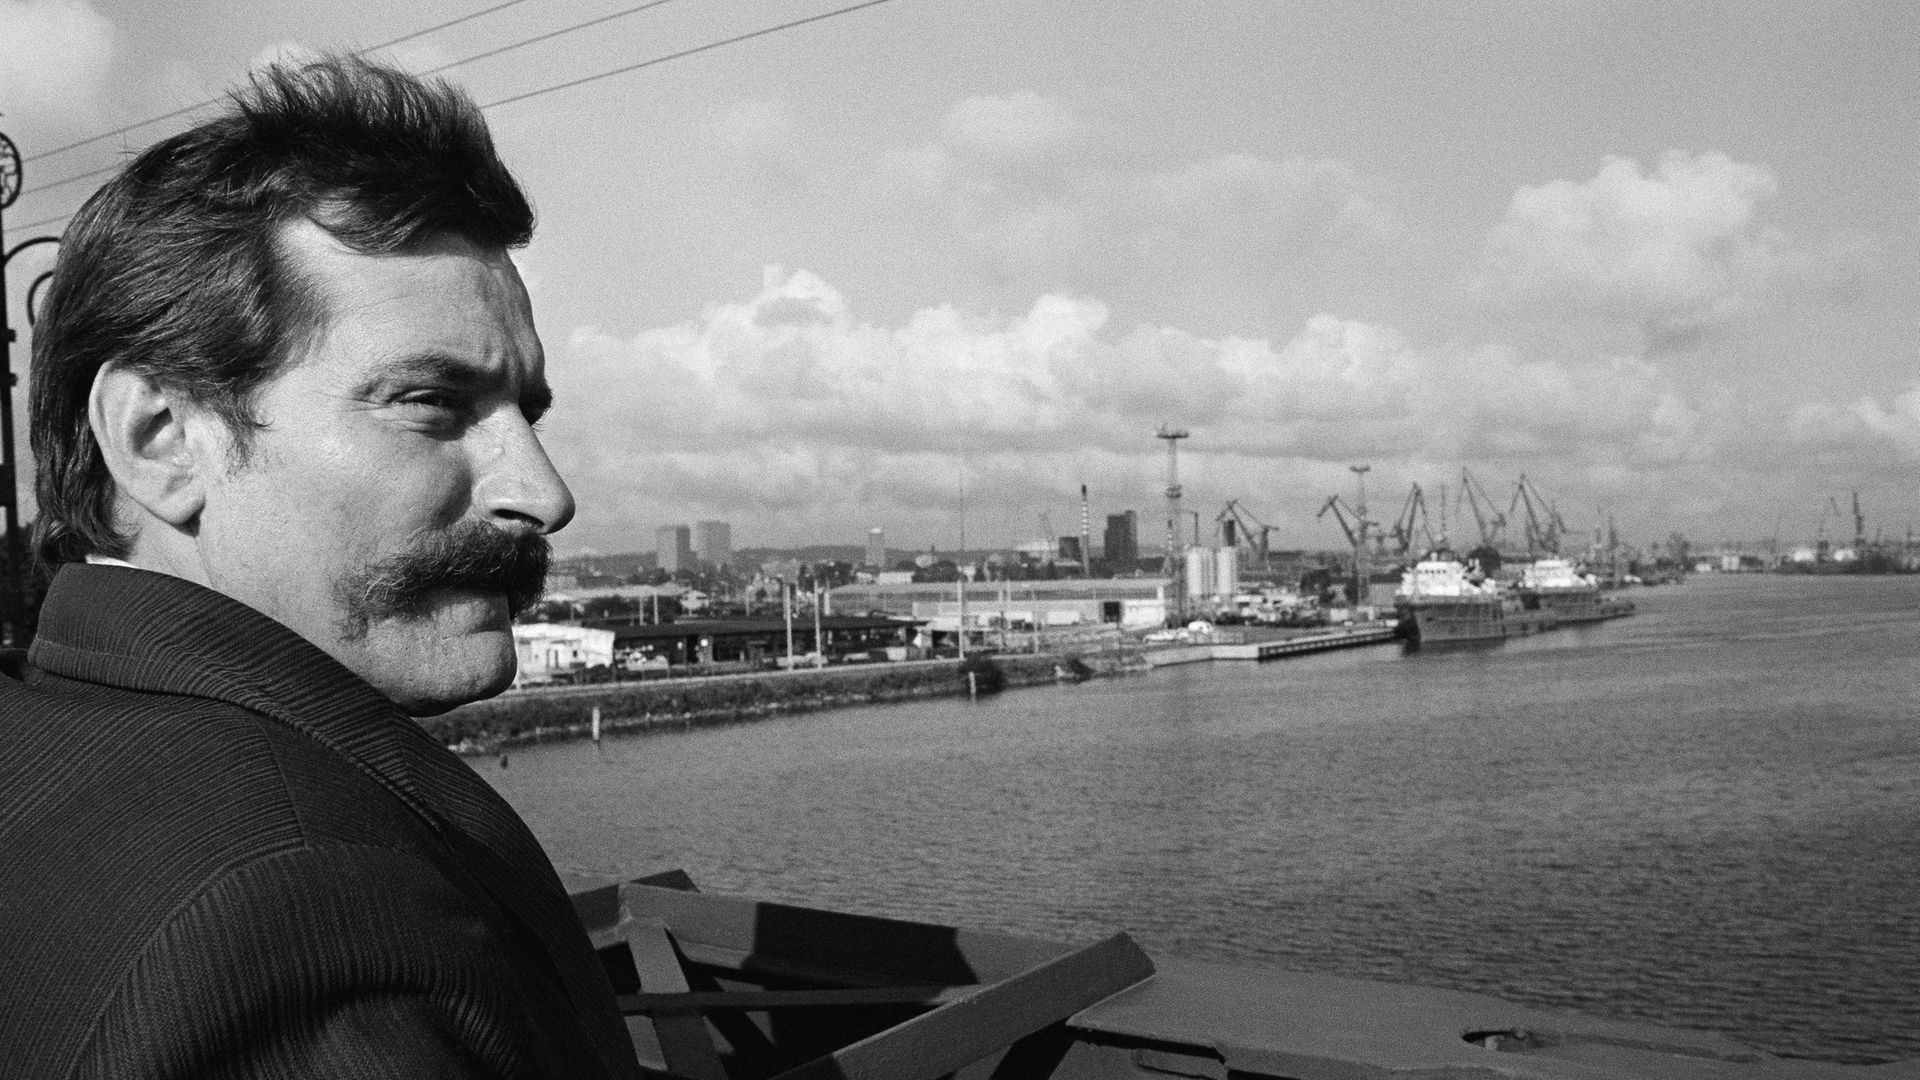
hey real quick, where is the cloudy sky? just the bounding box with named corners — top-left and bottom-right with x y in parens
top-left (4, 0), bottom-right (1917, 558)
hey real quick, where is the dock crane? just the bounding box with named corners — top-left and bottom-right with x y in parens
top-left (1816, 496), bottom-right (1842, 560)
top-left (1388, 483), bottom-right (1437, 557)
top-left (1317, 491), bottom-right (1374, 605)
top-left (1509, 474), bottom-right (1568, 556)
top-left (1216, 500), bottom-right (1274, 563)
top-left (1457, 469), bottom-right (1508, 552)
top-left (1037, 510), bottom-right (1061, 567)
top-left (1456, 469), bottom-right (1507, 573)
top-left (1317, 494), bottom-right (1367, 551)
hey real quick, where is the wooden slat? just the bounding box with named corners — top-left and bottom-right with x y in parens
top-left (619, 985), bottom-right (970, 1015)
top-left (625, 917), bottom-right (729, 1080)
top-left (766, 932), bottom-right (1155, 1080)
top-left (618, 882), bottom-right (1055, 987)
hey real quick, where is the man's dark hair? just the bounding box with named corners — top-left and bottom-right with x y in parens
top-left (29, 54), bottom-right (534, 566)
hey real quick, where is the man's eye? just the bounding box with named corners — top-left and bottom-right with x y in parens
top-left (398, 391), bottom-right (460, 412)
top-left (394, 391), bottom-right (473, 429)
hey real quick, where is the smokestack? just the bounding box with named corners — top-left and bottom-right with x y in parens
top-left (1080, 484), bottom-right (1092, 578)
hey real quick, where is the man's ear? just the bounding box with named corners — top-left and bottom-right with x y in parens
top-left (88, 364), bottom-right (214, 529)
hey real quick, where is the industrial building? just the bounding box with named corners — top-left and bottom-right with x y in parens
top-left (587, 615), bottom-right (923, 668)
top-left (1103, 512), bottom-right (1139, 567)
top-left (829, 578), bottom-right (1171, 633)
top-left (1183, 546), bottom-right (1241, 602)
top-left (512, 623), bottom-right (616, 686)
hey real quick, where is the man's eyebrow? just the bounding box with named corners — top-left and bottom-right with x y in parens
top-left (371, 351), bottom-right (552, 416)
top-left (372, 351), bottom-right (496, 386)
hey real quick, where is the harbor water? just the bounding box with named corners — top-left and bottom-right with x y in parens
top-left (479, 573), bottom-right (1920, 1064)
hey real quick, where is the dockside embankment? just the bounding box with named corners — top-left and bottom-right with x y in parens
top-left (427, 651), bottom-right (1143, 754)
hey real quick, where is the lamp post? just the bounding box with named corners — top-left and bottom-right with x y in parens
top-left (2, 251), bottom-right (65, 645)
top-left (0, 129), bottom-right (52, 647)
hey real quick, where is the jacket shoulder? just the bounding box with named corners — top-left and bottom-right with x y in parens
top-left (0, 674), bottom-right (452, 1070)
top-left (72, 843), bottom-right (565, 1079)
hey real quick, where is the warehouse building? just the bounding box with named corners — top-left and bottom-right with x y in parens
top-left (828, 578), bottom-right (1171, 632)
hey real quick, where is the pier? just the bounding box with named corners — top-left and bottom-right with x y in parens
top-left (1144, 623), bottom-right (1398, 667)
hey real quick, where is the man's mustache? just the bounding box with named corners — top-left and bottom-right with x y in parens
top-left (337, 521), bottom-right (549, 637)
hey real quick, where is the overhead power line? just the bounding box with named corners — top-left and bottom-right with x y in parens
top-left (482, 0), bottom-right (898, 111)
top-left (13, 0), bottom-right (900, 231)
top-left (20, 160), bottom-right (122, 199)
top-left (12, 212), bottom-right (76, 236)
top-left (25, 97), bottom-right (209, 167)
top-left (23, 0), bottom-right (689, 194)
top-left (372, 0), bottom-right (537, 53)
top-left (424, 0), bottom-right (681, 78)
top-left (25, 0), bottom-right (536, 164)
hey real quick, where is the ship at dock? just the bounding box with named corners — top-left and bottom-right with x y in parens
top-left (1393, 551), bottom-right (1555, 644)
top-left (1515, 556), bottom-right (1636, 623)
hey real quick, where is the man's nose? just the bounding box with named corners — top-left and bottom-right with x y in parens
top-left (477, 415), bottom-right (575, 535)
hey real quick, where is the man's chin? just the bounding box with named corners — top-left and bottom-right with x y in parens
top-left (427, 588), bottom-right (514, 632)
top-left (341, 589), bottom-right (521, 715)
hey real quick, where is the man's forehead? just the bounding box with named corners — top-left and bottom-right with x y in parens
top-left (277, 220), bottom-right (528, 301)
top-left (276, 220), bottom-right (544, 374)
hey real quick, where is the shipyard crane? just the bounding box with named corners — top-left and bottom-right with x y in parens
top-left (1317, 490), bottom-right (1375, 604)
top-left (1216, 500), bottom-right (1274, 562)
top-left (1816, 495), bottom-right (1843, 559)
top-left (1318, 465), bottom-right (1377, 605)
top-left (1388, 483), bottom-right (1437, 557)
top-left (1320, 470), bottom-right (1382, 607)
top-left (1317, 494), bottom-right (1366, 550)
top-left (1457, 469), bottom-right (1508, 551)
top-left (1509, 474), bottom-right (1568, 555)
top-left (1604, 513), bottom-right (1624, 586)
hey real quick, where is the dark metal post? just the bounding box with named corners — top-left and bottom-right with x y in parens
top-left (0, 134), bottom-right (21, 646)
top-left (0, 131), bottom-right (61, 648)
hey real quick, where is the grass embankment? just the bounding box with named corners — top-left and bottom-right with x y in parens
top-left (423, 652), bottom-right (1139, 753)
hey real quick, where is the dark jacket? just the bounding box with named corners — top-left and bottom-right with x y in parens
top-left (0, 564), bottom-right (642, 1079)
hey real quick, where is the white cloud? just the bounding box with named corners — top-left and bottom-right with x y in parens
top-left (712, 99), bottom-right (798, 158)
top-left (1480, 151), bottom-right (1871, 348)
top-left (857, 92), bottom-right (1398, 332)
top-left (1796, 385), bottom-right (1920, 458)
top-left (940, 91), bottom-right (1088, 163)
top-left (542, 269), bottom-right (1723, 551)
top-left (0, 0), bottom-right (117, 130)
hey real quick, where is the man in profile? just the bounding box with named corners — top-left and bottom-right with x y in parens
top-left (0, 56), bottom-right (644, 1077)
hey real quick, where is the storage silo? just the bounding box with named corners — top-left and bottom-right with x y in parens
top-left (1215, 546), bottom-right (1239, 599)
top-left (1184, 547), bottom-right (1215, 601)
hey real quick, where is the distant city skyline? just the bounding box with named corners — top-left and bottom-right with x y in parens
top-left (693, 520), bottom-right (732, 568)
top-left (654, 525), bottom-right (692, 576)
top-left (8, 2), bottom-right (1918, 556)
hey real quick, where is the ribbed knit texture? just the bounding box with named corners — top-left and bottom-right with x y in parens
top-left (0, 565), bottom-right (643, 1079)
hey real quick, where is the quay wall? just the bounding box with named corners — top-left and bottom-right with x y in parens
top-left (424, 651), bottom-right (1143, 753)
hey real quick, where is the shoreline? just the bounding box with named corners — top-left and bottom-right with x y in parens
top-left (426, 651), bottom-right (1146, 754)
